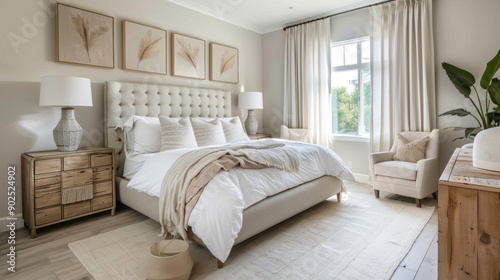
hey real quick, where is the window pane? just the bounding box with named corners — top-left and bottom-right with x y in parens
top-left (361, 40), bottom-right (370, 63)
top-left (360, 68), bottom-right (371, 135)
top-left (344, 43), bottom-right (357, 65)
top-left (332, 69), bottom-right (359, 134)
top-left (331, 46), bottom-right (344, 67)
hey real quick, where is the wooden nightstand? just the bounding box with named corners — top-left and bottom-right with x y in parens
top-left (21, 147), bottom-right (115, 238)
top-left (438, 148), bottom-right (500, 279)
top-left (248, 133), bottom-right (272, 140)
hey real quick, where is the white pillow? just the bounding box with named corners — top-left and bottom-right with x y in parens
top-left (122, 116), bottom-right (161, 154)
top-left (191, 118), bottom-right (227, 146)
top-left (159, 117), bottom-right (198, 151)
top-left (220, 117), bottom-right (250, 143)
top-left (289, 130), bottom-right (309, 142)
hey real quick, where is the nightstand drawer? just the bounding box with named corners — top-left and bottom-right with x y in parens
top-left (35, 184), bottom-right (61, 208)
top-left (94, 181), bottom-right (112, 196)
top-left (63, 200), bottom-right (91, 218)
top-left (64, 155), bottom-right (89, 170)
top-left (35, 159), bottom-right (61, 174)
top-left (91, 154), bottom-right (112, 167)
top-left (92, 195), bottom-right (113, 211)
top-left (35, 206), bottom-right (61, 225)
top-left (93, 166), bottom-right (112, 181)
top-left (35, 173), bottom-right (61, 188)
top-left (62, 168), bottom-right (93, 188)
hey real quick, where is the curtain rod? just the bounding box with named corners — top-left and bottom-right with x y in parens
top-left (283, 0), bottom-right (395, 31)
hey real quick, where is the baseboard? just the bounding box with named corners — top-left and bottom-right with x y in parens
top-left (353, 173), bottom-right (370, 184)
top-left (0, 214), bottom-right (24, 232)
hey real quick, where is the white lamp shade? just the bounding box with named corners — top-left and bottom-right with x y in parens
top-left (39, 76), bottom-right (93, 107)
top-left (238, 92), bottom-right (263, 109)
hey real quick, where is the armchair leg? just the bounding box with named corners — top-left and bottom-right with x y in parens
top-left (432, 192), bottom-right (438, 199)
top-left (336, 193), bottom-right (342, 202)
top-left (374, 189), bottom-right (380, 198)
top-left (415, 198), bottom-right (422, 208)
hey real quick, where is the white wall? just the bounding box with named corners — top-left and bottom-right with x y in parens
top-left (434, 0), bottom-right (500, 170)
top-left (0, 0), bottom-right (262, 221)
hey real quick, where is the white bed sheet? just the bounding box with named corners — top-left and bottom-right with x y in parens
top-left (127, 139), bottom-right (355, 262)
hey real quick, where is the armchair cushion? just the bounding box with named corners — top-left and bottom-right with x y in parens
top-left (374, 161), bottom-right (417, 181)
top-left (393, 134), bottom-right (429, 163)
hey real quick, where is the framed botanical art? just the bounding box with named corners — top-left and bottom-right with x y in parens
top-left (171, 33), bottom-right (205, 79)
top-left (122, 20), bottom-right (167, 74)
top-left (209, 43), bottom-right (238, 83)
top-left (56, 3), bottom-right (114, 68)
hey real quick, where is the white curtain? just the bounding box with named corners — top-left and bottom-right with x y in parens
top-left (370, 0), bottom-right (436, 152)
top-left (283, 18), bottom-right (332, 147)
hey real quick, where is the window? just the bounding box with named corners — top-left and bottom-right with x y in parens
top-left (331, 37), bottom-right (370, 137)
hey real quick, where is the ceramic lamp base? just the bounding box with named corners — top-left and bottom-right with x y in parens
top-left (245, 109), bottom-right (258, 135)
top-left (473, 126), bottom-right (500, 172)
top-left (53, 107), bottom-right (83, 152)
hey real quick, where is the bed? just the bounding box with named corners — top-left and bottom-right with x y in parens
top-left (104, 81), bottom-right (354, 267)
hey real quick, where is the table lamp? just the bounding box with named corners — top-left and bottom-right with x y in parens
top-left (238, 91), bottom-right (263, 135)
top-left (39, 76), bottom-right (93, 151)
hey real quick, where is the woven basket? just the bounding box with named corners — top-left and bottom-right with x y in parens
top-left (145, 240), bottom-right (193, 280)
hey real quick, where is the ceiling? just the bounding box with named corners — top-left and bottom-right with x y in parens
top-left (168, 0), bottom-right (382, 34)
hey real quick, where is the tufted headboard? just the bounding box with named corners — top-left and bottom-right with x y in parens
top-left (104, 81), bottom-right (232, 176)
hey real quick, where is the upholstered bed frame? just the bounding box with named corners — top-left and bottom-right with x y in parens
top-left (104, 81), bottom-right (342, 267)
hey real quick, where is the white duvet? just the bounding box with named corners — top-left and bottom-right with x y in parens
top-left (127, 139), bottom-right (355, 262)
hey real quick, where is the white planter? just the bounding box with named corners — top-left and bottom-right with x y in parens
top-left (473, 126), bottom-right (500, 171)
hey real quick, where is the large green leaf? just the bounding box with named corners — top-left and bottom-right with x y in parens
top-left (488, 78), bottom-right (500, 106)
top-left (438, 108), bottom-right (471, 117)
top-left (480, 49), bottom-right (500, 89)
top-left (442, 62), bottom-right (475, 98)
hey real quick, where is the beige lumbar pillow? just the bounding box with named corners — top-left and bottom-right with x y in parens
top-left (159, 117), bottom-right (198, 151)
top-left (393, 134), bottom-right (429, 163)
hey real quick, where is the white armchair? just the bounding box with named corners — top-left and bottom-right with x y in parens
top-left (280, 125), bottom-right (309, 142)
top-left (368, 129), bottom-right (439, 207)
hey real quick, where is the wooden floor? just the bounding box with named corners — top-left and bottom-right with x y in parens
top-left (0, 195), bottom-right (438, 280)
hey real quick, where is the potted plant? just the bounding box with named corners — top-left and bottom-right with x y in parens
top-left (440, 49), bottom-right (500, 140)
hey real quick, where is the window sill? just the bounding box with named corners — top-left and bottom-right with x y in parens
top-left (332, 134), bottom-right (369, 143)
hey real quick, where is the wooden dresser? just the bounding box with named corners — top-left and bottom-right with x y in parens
top-left (21, 147), bottom-right (115, 238)
top-left (438, 148), bottom-right (500, 279)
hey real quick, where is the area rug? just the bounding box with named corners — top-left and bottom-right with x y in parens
top-left (68, 182), bottom-right (435, 279)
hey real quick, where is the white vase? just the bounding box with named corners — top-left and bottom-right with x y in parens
top-left (473, 126), bottom-right (500, 171)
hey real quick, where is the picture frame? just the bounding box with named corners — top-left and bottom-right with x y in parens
top-left (209, 43), bottom-right (239, 83)
top-left (171, 33), bottom-right (205, 79)
top-left (122, 20), bottom-right (167, 74)
top-left (56, 3), bottom-right (114, 68)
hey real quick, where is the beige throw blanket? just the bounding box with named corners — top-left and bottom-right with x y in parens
top-left (159, 141), bottom-right (299, 240)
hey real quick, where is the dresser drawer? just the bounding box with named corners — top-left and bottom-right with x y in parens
top-left (35, 159), bottom-right (61, 174)
top-left (62, 168), bottom-right (93, 188)
top-left (64, 155), bottom-right (89, 170)
top-left (92, 195), bottom-right (113, 211)
top-left (35, 184), bottom-right (61, 208)
top-left (94, 181), bottom-right (112, 196)
top-left (91, 154), bottom-right (112, 167)
top-left (63, 200), bottom-right (91, 218)
top-left (93, 166), bottom-right (112, 181)
top-left (35, 206), bottom-right (61, 225)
